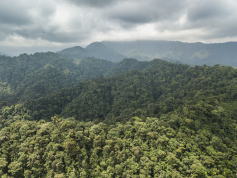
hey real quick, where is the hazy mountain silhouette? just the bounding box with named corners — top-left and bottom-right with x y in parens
top-left (102, 40), bottom-right (237, 66)
top-left (58, 42), bottom-right (126, 62)
top-left (58, 40), bottom-right (237, 66)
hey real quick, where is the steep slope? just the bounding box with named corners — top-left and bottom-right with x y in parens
top-left (102, 40), bottom-right (237, 66)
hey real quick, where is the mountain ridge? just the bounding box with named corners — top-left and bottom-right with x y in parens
top-left (58, 42), bottom-right (126, 62)
top-left (0, 53), bottom-right (116, 104)
top-left (102, 40), bottom-right (237, 66)
top-left (57, 40), bottom-right (237, 66)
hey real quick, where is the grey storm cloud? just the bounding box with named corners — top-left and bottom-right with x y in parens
top-left (188, 0), bottom-right (230, 21)
top-left (0, 2), bottom-right (31, 26)
top-left (0, 0), bottom-right (57, 41)
top-left (67, 0), bottom-right (119, 8)
top-left (0, 0), bottom-right (103, 43)
top-left (185, 0), bottom-right (233, 30)
top-left (0, 0), bottom-right (56, 26)
top-left (105, 0), bottom-right (187, 25)
top-left (0, 0), bottom-right (237, 53)
top-left (14, 27), bottom-right (90, 43)
top-left (173, 0), bottom-right (237, 41)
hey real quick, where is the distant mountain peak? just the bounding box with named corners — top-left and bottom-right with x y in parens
top-left (86, 41), bottom-right (104, 47)
top-left (58, 42), bottom-right (126, 62)
top-left (102, 40), bottom-right (237, 66)
top-left (59, 46), bottom-right (85, 53)
top-left (85, 42), bottom-right (111, 51)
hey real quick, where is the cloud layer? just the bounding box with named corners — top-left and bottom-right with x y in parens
top-left (1, 0), bottom-right (237, 55)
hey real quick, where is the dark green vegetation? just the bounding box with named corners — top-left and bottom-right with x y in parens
top-left (102, 40), bottom-right (237, 67)
top-left (0, 52), bottom-right (237, 177)
top-left (0, 113), bottom-right (236, 178)
top-left (0, 53), bottom-right (117, 104)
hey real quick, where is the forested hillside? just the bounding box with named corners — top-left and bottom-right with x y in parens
top-left (0, 52), bottom-right (166, 105)
top-left (8, 59), bottom-right (237, 124)
top-left (0, 53), bottom-right (116, 104)
top-left (0, 56), bottom-right (237, 177)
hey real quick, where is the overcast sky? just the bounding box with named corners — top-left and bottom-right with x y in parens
top-left (1, 0), bottom-right (237, 56)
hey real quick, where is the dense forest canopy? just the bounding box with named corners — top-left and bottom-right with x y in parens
top-left (0, 51), bottom-right (237, 177)
top-left (0, 53), bottom-right (117, 104)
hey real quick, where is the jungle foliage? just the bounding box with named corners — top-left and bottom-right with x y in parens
top-left (0, 52), bottom-right (116, 104)
top-left (0, 53), bottom-right (237, 177)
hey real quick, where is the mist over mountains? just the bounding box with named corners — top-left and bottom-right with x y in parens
top-left (58, 42), bottom-right (126, 62)
top-left (57, 40), bottom-right (237, 67)
top-left (102, 40), bottom-right (237, 66)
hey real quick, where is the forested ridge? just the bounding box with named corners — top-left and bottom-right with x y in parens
top-left (0, 54), bottom-right (237, 177)
top-left (0, 52), bottom-right (116, 104)
top-left (0, 53), bottom-right (154, 105)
